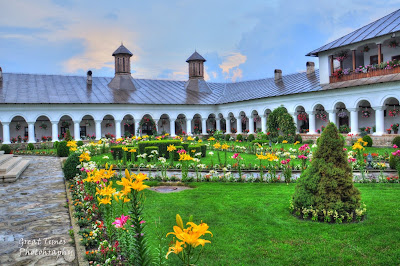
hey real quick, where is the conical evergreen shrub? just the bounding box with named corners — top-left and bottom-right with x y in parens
top-left (292, 122), bottom-right (365, 222)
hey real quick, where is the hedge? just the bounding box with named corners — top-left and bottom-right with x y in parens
top-left (171, 145), bottom-right (184, 161)
top-left (188, 144), bottom-right (202, 157)
top-left (111, 145), bottom-right (137, 160)
top-left (137, 140), bottom-right (181, 158)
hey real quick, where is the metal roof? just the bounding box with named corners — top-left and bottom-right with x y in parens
top-left (112, 44), bottom-right (133, 56)
top-left (186, 51), bottom-right (206, 62)
top-left (307, 9), bottom-right (400, 56)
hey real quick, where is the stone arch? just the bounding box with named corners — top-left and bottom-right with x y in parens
top-left (334, 102), bottom-right (349, 131)
top-left (139, 114), bottom-right (156, 136)
top-left (239, 111), bottom-right (248, 133)
top-left (313, 104), bottom-right (328, 133)
top-left (59, 115), bottom-right (74, 140)
top-left (158, 114), bottom-right (170, 135)
top-left (176, 113), bottom-right (187, 135)
top-left (227, 112), bottom-right (237, 133)
top-left (35, 115), bottom-right (52, 142)
top-left (382, 97), bottom-right (400, 131)
top-left (295, 105), bottom-right (308, 133)
top-left (10, 115), bottom-right (28, 142)
top-left (121, 114), bottom-right (135, 137)
top-left (81, 115), bottom-right (96, 139)
top-left (192, 113), bottom-right (202, 135)
top-left (102, 114), bottom-right (115, 138)
top-left (206, 113), bottom-right (216, 134)
top-left (250, 110), bottom-right (260, 133)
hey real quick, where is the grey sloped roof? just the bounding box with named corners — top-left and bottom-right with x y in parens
top-left (0, 71), bottom-right (322, 105)
top-left (217, 70), bottom-right (321, 104)
top-left (307, 9), bottom-right (400, 56)
top-left (112, 45), bottom-right (133, 56)
top-left (186, 51), bottom-right (206, 62)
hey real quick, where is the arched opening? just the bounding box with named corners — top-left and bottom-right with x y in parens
top-left (176, 114), bottom-right (186, 135)
top-left (356, 100), bottom-right (375, 134)
top-left (335, 102), bottom-right (350, 133)
top-left (313, 104), bottom-right (328, 133)
top-left (35, 115), bottom-right (51, 142)
top-left (159, 114), bottom-right (170, 135)
top-left (206, 114), bottom-right (216, 134)
top-left (192, 114), bottom-right (202, 135)
top-left (122, 114), bottom-right (135, 137)
top-left (140, 114), bottom-right (156, 135)
top-left (218, 113), bottom-right (226, 133)
top-left (251, 110), bottom-right (260, 133)
top-left (228, 112), bottom-right (237, 133)
top-left (10, 116), bottom-right (28, 143)
top-left (295, 106), bottom-right (308, 133)
top-left (102, 115), bottom-right (115, 138)
top-left (59, 115), bottom-right (73, 140)
top-left (80, 115), bottom-right (95, 140)
top-left (383, 97), bottom-right (400, 133)
top-left (239, 111), bottom-right (248, 133)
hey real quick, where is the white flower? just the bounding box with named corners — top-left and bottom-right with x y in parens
top-left (208, 151), bottom-right (214, 156)
top-left (158, 157), bottom-right (166, 163)
top-left (312, 144), bottom-right (317, 148)
top-left (151, 150), bottom-right (159, 155)
top-left (102, 155), bottom-right (109, 159)
top-left (195, 152), bottom-right (202, 157)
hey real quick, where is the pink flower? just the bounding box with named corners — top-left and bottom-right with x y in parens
top-left (298, 155), bottom-right (307, 160)
top-left (343, 148), bottom-right (347, 151)
top-left (348, 158), bottom-right (356, 163)
top-left (394, 144), bottom-right (398, 149)
top-left (177, 149), bottom-right (186, 154)
top-left (299, 144), bottom-right (309, 151)
top-left (139, 220), bottom-right (146, 224)
top-left (286, 158), bottom-right (291, 163)
top-left (112, 215), bottom-right (130, 228)
top-left (392, 150), bottom-right (400, 156)
top-left (232, 153), bottom-right (239, 159)
top-left (281, 160), bottom-right (287, 165)
top-left (80, 167), bottom-right (85, 171)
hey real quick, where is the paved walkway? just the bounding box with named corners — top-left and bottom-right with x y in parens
top-left (0, 156), bottom-right (76, 265)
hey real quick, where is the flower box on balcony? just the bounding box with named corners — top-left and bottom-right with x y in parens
top-left (330, 67), bottom-right (400, 83)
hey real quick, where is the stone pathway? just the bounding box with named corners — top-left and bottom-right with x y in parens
top-left (0, 156), bottom-right (76, 265)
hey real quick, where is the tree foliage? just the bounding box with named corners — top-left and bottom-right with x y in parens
top-left (292, 122), bottom-right (361, 217)
top-left (266, 106), bottom-right (296, 142)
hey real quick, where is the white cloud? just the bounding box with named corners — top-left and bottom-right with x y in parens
top-left (219, 52), bottom-right (247, 81)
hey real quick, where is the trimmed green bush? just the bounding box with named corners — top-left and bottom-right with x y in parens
top-left (267, 106), bottom-right (296, 141)
top-left (57, 141), bottom-right (69, 157)
top-left (303, 139), bottom-right (314, 145)
top-left (199, 144), bottom-right (207, 157)
top-left (247, 134), bottom-right (255, 142)
top-left (182, 143), bottom-right (190, 152)
top-left (292, 122), bottom-right (361, 221)
top-left (392, 136), bottom-right (400, 147)
top-left (236, 134), bottom-right (243, 141)
top-left (53, 141), bottom-right (59, 149)
top-left (225, 134), bottom-right (231, 141)
top-left (27, 143), bottom-right (35, 150)
top-left (294, 134), bottom-right (303, 144)
top-left (110, 145), bottom-right (136, 160)
top-left (1, 144), bottom-right (11, 154)
top-left (188, 144), bottom-right (202, 156)
top-left (63, 153), bottom-right (80, 180)
top-left (389, 155), bottom-right (399, 169)
top-left (252, 139), bottom-right (270, 145)
top-left (137, 140), bottom-right (181, 158)
top-left (77, 140), bottom-right (84, 147)
top-left (362, 135), bottom-right (373, 147)
top-left (65, 129), bottom-right (73, 141)
top-left (277, 136), bottom-right (284, 143)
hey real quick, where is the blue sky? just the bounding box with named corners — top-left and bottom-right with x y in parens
top-left (0, 1), bottom-right (399, 82)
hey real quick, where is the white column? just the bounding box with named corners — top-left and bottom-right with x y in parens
top-left (135, 120), bottom-right (141, 136)
top-left (307, 111), bottom-right (316, 134)
top-left (28, 122), bottom-right (36, 143)
top-left (2, 122), bottom-right (10, 144)
top-left (261, 115), bottom-right (267, 133)
top-left (226, 118), bottom-right (231, 134)
top-left (186, 118), bottom-right (192, 135)
top-left (74, 121), bottom-right (81, 141)
top-left (216, 118), bottom-right (221, 131)
top-left (236, 116), bottom-right (242, 134)
top-left (201, 118), bottom-right (207, 135)
top-left (291, 112), bottom-right (298, 133)
top-left (170, 119), bottom-right (176, 136)
top-left (249, 116), bottom-right (255, 134)
top-left (327, 110), bottom-right (337, 127)
top-left (115, 120), bottom-right (122, 138)
top-left (95, 120), bottom-right (102, 140)
top-left (349, 108), bottom-right (359, 135)
top-left (51, 121), bottom-right (58, 142)
top-left (373, 106), bottom-right (385, 136)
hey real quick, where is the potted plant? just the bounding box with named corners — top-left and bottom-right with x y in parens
top-left (15, 123), bottom-right (21, 131)
top-left (392, 123), bottom-right (399, 134)
top-left (361, 45), bottom-right (370, 53)
top-left (39, 123), bottom-right (47, 130)
top-left (297, 113), bottom-right (308, 121)
top-left (338, 111), bottom-right (348, 118)
top-left (362, 110), bottom-right (370, 118)
top-left (387, 128), bottom-right (392, 134)
top-left (335, 50), bottom-right (348, 62)
top-left (389, 40), bottom-right (399, 48)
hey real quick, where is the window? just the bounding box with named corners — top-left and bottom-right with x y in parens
top-left (80, 126), bottom-right (86, 137)
top-left (370, 54), bottom-right (383, 65)
top-left (24, 127), bottom-right (28, 137)
top-left (392, 55), bottom-right (400, 61)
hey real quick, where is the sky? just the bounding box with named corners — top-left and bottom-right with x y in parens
top-left (0, 0), bottom-right (399, 82)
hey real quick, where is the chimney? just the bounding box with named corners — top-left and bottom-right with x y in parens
top-left (274, 69), bottom-right (282, 81)
top-left (306, 62), bottom-right (315, 75)
top-left (87, 70), bottom-right (92, 85)
top-left (0, 67), bottom-right (3, 82)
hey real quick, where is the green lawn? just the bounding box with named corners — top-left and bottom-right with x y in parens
top-left (141, 183), bottom-right (400, 265)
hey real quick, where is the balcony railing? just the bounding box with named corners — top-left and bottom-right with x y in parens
top-left (330, 66), bottom-right (400, 83)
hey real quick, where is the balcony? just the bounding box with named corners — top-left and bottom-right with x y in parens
top-left (329, 66), bottom-right (400, 83)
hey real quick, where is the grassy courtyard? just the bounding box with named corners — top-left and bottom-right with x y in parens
top-left (142, 182), bottom-right (400, 265)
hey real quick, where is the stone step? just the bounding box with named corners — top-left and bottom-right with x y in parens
top-left (0, 157), bottom-right (22, 174)
top-left (4, 159), bottom-right (30, 179)
top-left (0, 154), bottom-right (14, 165)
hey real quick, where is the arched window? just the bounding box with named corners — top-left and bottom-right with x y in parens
top-left (123, 58), bottom-right (125, 72)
